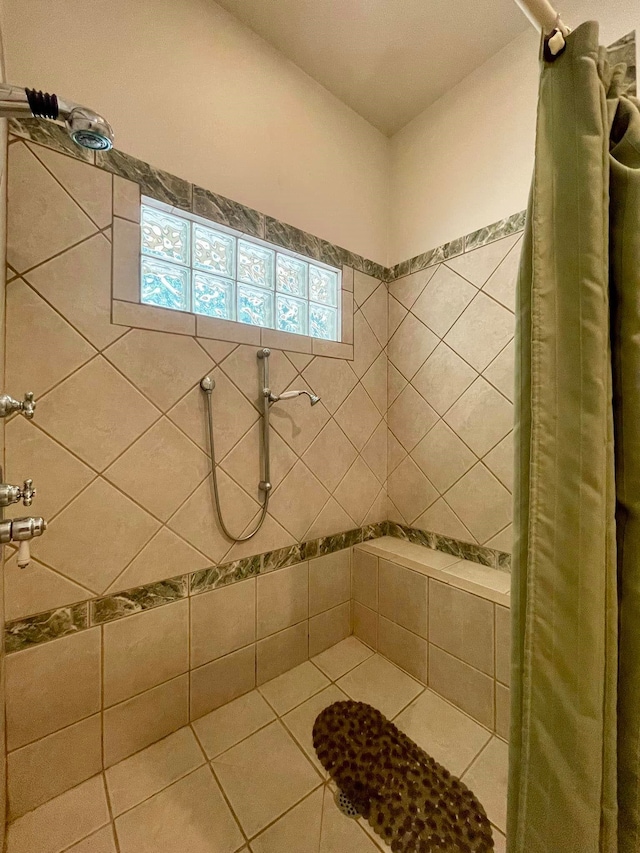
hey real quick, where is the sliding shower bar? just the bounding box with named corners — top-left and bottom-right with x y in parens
top-left (200, 348), bottom-right (321, 542)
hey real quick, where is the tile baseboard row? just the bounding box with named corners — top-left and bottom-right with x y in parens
top-left (8, 118), bottom-right (526, 286)
top-left (4, 523), bottom-right (510, 654)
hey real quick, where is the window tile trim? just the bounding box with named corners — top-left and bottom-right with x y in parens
top-left (138, 198), bottom-right (343, 343)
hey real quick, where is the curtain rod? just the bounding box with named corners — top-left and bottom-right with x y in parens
top-left (514, 0), bottom-right (571, 56)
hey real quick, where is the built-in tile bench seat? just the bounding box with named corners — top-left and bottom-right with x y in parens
top-left (351, 537), bottom-right (511, 738)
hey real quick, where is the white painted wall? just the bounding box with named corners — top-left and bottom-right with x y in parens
top-left (389, 0), bottom-right (639, 265)
top-left (2, 0), bottom-right (389, 265)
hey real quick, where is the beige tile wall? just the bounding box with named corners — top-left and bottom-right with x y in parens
top-left (352, 546), bottom-right (510, 735)
top-left (387, 236), bottom-right (519, 553)
top-left (4, 137), bottom-right (387, 622)
top-left (4, 549), bottom-right (350, 819)
top-left (0, 119), bottom-right (8, 844)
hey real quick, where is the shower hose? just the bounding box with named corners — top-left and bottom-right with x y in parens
top-left (203, 384), bottom-right (269, 542)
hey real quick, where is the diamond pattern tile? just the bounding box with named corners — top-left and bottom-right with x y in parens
top-left (168, 369), bottom-right (259, 458)
top-left (5, 417), bottom-right (94, 522)
top-left (412, 343), bottom-right (477, 416)
top-left (270, 385), bottom-right (330, 455)
top-left (361, 353), bottom-right (387, 415)
top-left (104, 419), bottom-right (210, 521)
top-left (302, 357), bottom-right (358, 414)
top-left (105, 329), bottom-right (212, 412)
top-left (483, 340), bottom-right (515, 402)
top-left (221, 422), bottom-right (297, 500)
top-left (483, 431), bottom-right (514, 492)
top-left (387, 456), bottom-right (438, 525)
top-left (25, 233), bottom-right (125, 350)
top-left (412, 420), bottom-right (476, 493)
top-left (389, 266), bottom-right (437, 310)
top-left (388, 294), bottom-right (408, 338)
top-left (444, 292), bottom-right (514, 373)
top-left (411, 265), bottom-right (476, 338)
top-left (107, 528), bottom-right (210, 592)
top-left (388, 385), bottom-right (438, 452)
top-left (350, 311), bottom-right (381, 379)
top-left (334, 384), bottom-right (381, 451)
top-left (221, 346), bottom-right (296, 403)
top-left (446, 233), bottom-right (520, 287)
top-left (6, 279), bottom-right (96, 398)
top-left (268, 461), bottom-right (330, 540)
top-left (4, 554), bottom-right (92, 622)
top-left (304, 497), bottom-right (356, 540)
top-left (37, 356), bottom-right (159, 471)
top-left (353, 270), bottom-right (380, 307)
top-left (303, 420), bottom-right (358, 492)
top-left (334, 458), bottom-right (381, 525)
top-left (168, 475), bottom-right (258, 564)
top-left (388, 313), bottom-right (438, 380)
top-left (361, 421), bottom-right (387, 485)
top-left (360, 283), bottom-right (387, 347)
top-left (444, 463), bottom-right (512, 544)
top-left (8, 143), bottom-right (96, 273)
top-left (444, 377), bottom-right (512, 457)
top-left (33, 478), bottom-right (160, 593)
top-left (483, 238), bottom-right (522, 311)
top-left (29, 142), bottom-right (113, 229)
top-left (388, 363), bottom-right (407, 406)
top-left (414, 498), bottom-right (474, 543)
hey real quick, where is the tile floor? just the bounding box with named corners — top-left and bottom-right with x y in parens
top-left (6, 637), bottom-right (508, 853)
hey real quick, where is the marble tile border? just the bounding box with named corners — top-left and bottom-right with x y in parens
top-left (4, 521), bottom-right (509, 654)
top-left (9, 118), bottom-right (387, 283)
top-left (8, 28), bottom-right (634, 294)
top-left (8, 117), bottom-right (524, 292)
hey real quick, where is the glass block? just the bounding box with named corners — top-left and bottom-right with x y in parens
top-left (276, 294), bottom-right (308, 336)
top-left (309, 303), bottom-right (338, 340)
top-left (193, 224), bottom-right (236, 278)
top-left (141, 257), bottom-right (190, 311)
top-left (276, 254), bottom-right (308, 297)
top-left (238, 240), bottom-right (275, 289)
top-left (193, 271), bottom-right (235, 320)
top-left (141, 206), bottom-right (190, 265)
top-left (237, 283), bottom-right (274, 328)
top-left (309, 265), bottom-right (338, 307)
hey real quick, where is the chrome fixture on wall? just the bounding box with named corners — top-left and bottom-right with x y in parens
top-left (0, 391), bottom-right (36, 419)
top-left (200, 348), bottom-right (321, 542)
top-left (0, 478), bottom-right (36, 508)
top-left (0, 516), bottom-right (47, 568)
top-left (0, 84), bottom-right (114, 151)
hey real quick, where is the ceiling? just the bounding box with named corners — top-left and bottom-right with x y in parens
top-left (214, 0), bottom-right (529, 135)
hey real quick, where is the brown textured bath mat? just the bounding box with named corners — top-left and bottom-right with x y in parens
top-left (312, 700), bottom-right (494, 852)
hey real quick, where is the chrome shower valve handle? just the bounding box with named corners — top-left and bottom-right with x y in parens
top-left (0, 478), bottom-right (36, 508)
top-left (0, 391), bottom-right (36, 419)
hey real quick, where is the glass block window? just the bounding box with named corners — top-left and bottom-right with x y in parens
top-left (140, 201), bottom-right (341, 341)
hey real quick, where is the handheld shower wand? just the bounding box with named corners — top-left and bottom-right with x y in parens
top-left (0, 84), bottom-right (114, 151)
top-left (200, 349), bottom-right (321, 543)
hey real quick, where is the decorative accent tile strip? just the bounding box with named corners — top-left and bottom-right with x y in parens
top-left (9, 119), bottom-right (386, 282)
top-left (464, 211), bottom-right (527, 253)
top-left (5, 603), bottom-right (88, 654)
top-left (386, 213), bottom-right (525, 283)
top-left (385, 523), bottom-right (510, 571)
top-left (90, 576), bottom-right (189, 625)
top-left (4, 521), bottom-right (509, 654)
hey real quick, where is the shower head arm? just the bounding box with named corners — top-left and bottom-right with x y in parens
top-left (0, 83), bottom-right (114, 150)
top-left (269, 389), bottom-right (321, 406)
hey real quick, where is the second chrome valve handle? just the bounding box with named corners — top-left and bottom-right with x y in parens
top-left (0, 478), bottom-right (36, 507)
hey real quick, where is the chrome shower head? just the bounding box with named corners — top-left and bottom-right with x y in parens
top-left (309, 393), bottom-right (321, 406)
top-left (0, 84), bottom-right (114, 151)
top-left (66, 106), bottom-right (114, 151)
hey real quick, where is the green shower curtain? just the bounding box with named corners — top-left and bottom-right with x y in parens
top-left (508, 21), bottom-right (640, 853)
